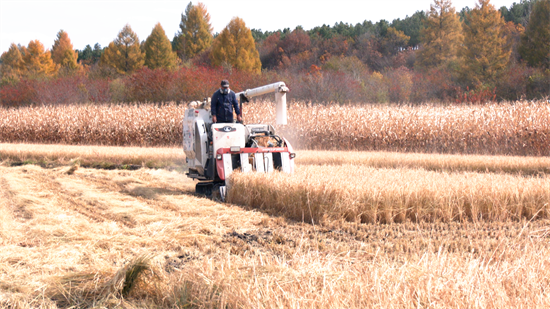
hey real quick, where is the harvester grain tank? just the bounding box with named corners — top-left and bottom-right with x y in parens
top-left (183, 82), bottom-right (295, 200)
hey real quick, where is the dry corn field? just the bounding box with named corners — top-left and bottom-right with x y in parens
top-left (1, 143), bottom-right (550, 307)
top-left (1, 100), bottom-right (549, 156)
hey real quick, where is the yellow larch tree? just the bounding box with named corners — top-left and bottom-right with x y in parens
top-left (144, 23), bottom-right (178, 69)
top-left (173, 2), bottom-right (193, 60)
top-left (51, 30), bottom-right (81, 73)
top-left (459, 0), bottom-right (510, 86)
top-left (0, 43), bottom-right (24, 83)
top-left (181, 2), bottom-right (213, 59)
top-left (100, 24), bottom-right (144, 74)
top-left (21, 40), bottom-right (58, 78)
top-left (211, 17), bottom-right (261, 74)
top-left (382, 27), bottom-right (410, 55)
top-left (417, 0), bottom-right (463, 69)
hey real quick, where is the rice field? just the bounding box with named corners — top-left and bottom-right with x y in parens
top-left (296, 150), bottom-right (550, 175)
top-left (1, 163), bottom-right (550, 308)
top-left (1, 100), bottom-right (549, 156)
top-left (3, 143), bottom-right (549, 174)
top-left (0, 143), bottom-right (184, 169)
top-left (228, 165), bottom-right (550, 224)
top-left (1, 99), bottom-right (549, 307)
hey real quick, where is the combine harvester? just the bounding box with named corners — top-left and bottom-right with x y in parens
top-left (183, 82), bottom-right (296, 200)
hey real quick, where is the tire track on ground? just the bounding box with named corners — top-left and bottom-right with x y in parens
top-left (27, 169), bottom-right (137, 228)
top-left (73, 173), bottom-right (183, 213)
top-left (0, 171), bottom-right (33, 220)
top-left (132, 171), bottom-right (192, 193)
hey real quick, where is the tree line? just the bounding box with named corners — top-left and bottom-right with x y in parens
top-left (0, 0), bottom-right (548, 105)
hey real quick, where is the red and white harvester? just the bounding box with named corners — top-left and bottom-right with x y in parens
top-left (183, 82), bottom-right (295, 200)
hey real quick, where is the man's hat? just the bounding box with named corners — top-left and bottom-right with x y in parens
top-left (221, 80), bottom-right (229, 88)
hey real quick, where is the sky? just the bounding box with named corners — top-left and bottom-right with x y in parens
top-left (0, 0), bottom-right (519, 53)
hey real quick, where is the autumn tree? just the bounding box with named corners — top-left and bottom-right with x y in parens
top-left (0, 43), bottom-right (24, 83)
top-left (518, 0), bottom-right (550, 69)
top-left (354, 34), bottom-right (385, 71)
top-left (175, 2), bottom-right (213, 60)
top-left (276, 28), bottom-right (312, 70)
top-left (391, 11), bottom-right (427, 47)
top-left (258, 32), bottom-right (282, 69)
top-left (144, 23), bottom-right (178, 69)
top-left (381, 27), bottom-right (410, 56)
top-left (316, 35), bottom-right (350, 62)
top-left (184, 2), bottom-right (213, 58)
top-left (417, 0), bottom-right (463, 69)
top-left (21, 40), bottom-right (58, 78)
top-left (173, 2), bottom-right (192, 60)
top-left (502, 21), bottom-right (525, 63)
top-left (211, 17), bottom-right (261, 73)
top-left (459, 0), bottom-right (510, 86)
top-left (100, 24), bottom-right (144, 74)
top-left (51, 30), bottom-right (81, 73)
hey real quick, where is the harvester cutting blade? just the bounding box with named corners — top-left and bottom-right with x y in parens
top-left (195, 182), bottom-right (213, 196)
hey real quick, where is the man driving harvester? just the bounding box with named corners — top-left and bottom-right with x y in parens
top-left (211, 79), bottom-right (242, 124)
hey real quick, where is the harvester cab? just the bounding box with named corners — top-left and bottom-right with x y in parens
top-left (183, 82), bottom-right (295, 201)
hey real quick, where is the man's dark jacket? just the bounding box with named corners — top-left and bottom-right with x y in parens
top-left (211, 89), bottom-right (240, 123)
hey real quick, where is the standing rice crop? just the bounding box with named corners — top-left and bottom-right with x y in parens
top-left (228, 165), bottom-right (550, 224)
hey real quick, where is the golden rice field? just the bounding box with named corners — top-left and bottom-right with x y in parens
top-left (297, 150), bottom-right (550, 175)
top-left (1, 100), bottom-right (549, 156)
top-left (3, 143), bottom-right (549, 174)
top-left (0, 143), bottom-right (184, 169)
top-left (228, 165), bottom-right (550, 224)
top-left (1, 144), bottom-right (550, 307)
top-left (1, 162), bottom-right (549, 308)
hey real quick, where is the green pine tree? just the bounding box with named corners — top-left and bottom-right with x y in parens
top-left (518, 0), bottom-right (550, 69)
top-left (92, 43), bottom-right (103, 64)
top-left (78, 44), bottom-right (93, 64)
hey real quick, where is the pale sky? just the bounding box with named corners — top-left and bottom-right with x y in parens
top-left (0, 0), bottom-right (518, 53)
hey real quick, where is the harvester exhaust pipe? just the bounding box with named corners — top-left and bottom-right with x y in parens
top-left (236, 82), bottom-right (289, 125)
